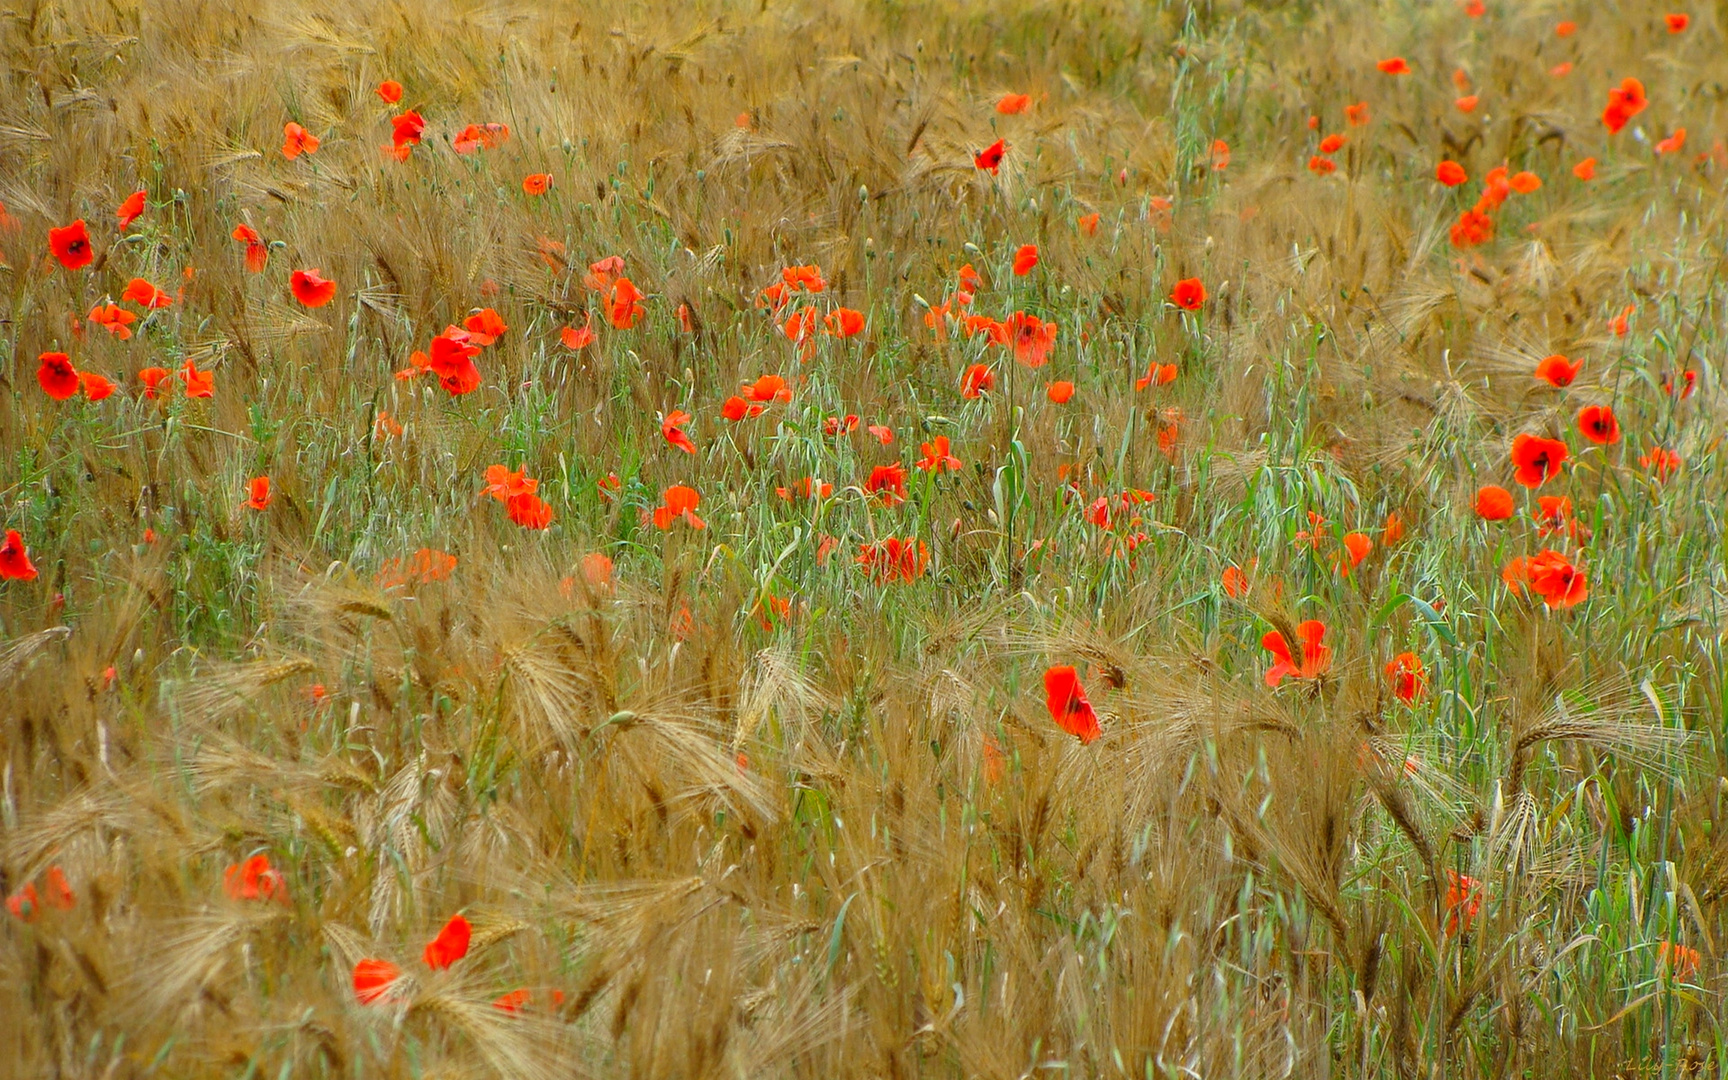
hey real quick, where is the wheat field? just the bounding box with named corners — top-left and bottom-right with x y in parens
top-left (0, 0), bottom-right (1725, 1076)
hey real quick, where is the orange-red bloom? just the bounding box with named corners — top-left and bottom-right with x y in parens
top-left (424, 914), bottom-right (471, 970)
top-left (974, 139), bottom-right (1006, 174)
top-left (181, 360), bottom-right (215, 397)
top-left (1655, 129), bottom-right (1687, 155)
top-left (122, 277), bottom-right (173, 308)
top-left (88, 303), bottom-right (136, 339)
top-left (824, 308), bottom-right (864, 337)
top-left (1640, 446), bottom-right (1682, 480)
top-left (1576, 404), bottom-right (1620, 445)
top-left (79, 372), bottom-right (115, 401)
top-left (865, 464), bottom-right (907, 504)
top-left (1262, 620), bottom-right (1332, 687)
top-left (1658, 941), bottom-right (1700, 980)
top-left (1511, 433), bottom-right (1568, 487)
top-left (1377, 57), bottom-right (1410, 75)
top-left (721, 396), bottom-right (764, 422)
top-left (1573, 157), bottom-right (1597, 180)
top-left (1012, 244), bottom-right (1039, 275)
top-left (427, 327), bottom-right (481, 395)
top-left (463, 307), bottom-right (507, 345)
top-left (0, 530), bottom-right (38, 581)
top-left (1170, 277), bottom-right (1206, 310)
top-left (1006, 311), bottom-right (1056, 367)
top-left (561, 317), bottom-right (595, 350)
top-left (961, 363), bottom-right (995, 399)
top-left (290, 269), bottom-right (337, 308)
top-left (1455, 94), bottom-right (1478, 113)
top-left (1444, 870), bottom-right (1482, 933)
top-left (49, 220), bottom-right (93, 270)
top-left (916, 435), bottom-right (962, 473)
top-left (353, 959), bottom-right (400, 1004)
top-left (522, 172), bottom-right (552, 195)
top-left (1308, 155), bottom-right (1337, 175)
top-left (1666, 13), bottom-right (1689, 32)
top-left (1449, 208), bottom-right (1494, 248)
top-left (1044, 665), bottom-right (1101, 744)
top-left (653, 485), bottom-right (705, 530)
top-left (1534, 354), bottom-right (1581, 387)
top-left (1602, 77), bottom-right (1647, 135)
top-left (1505, 549), bottom-right (1589, 607)
top-left (246, 476), bottom-right (272, 511)
top-left (116, 190), bottom-right (146, 229)
top-left (281, 121), bottom-right (320, 159)
top-left (232, 224), bottom-right (268, 272)
top-left (857, 537), bottom-right (929, 583)
top-left (1078, 212), bottom-right (1099, 236)
top-left (139, 366), bottom-right (171, 399)
top-left (996, 92), bottom-right (1031, 115)
top-left (661, 410), bottom-right (696, 454)
top-left (1385, 652), bottom-right (1425, 704)
top-left (376, 80), bottom-right (403, 103)
top-left (391, 111), bottom-right (426, 149)
top-left (1474, 484), bottom-right (1515, 520)
top-left (453, 122), bottom-right (510, 153)
top-left (1047, 380), bottom-right (1074, 403)
top-left (609, 277), bottom-right (645, 329)
top-left (1345, 101), bottom-right (1370, 126)
top-left (223, 854), bottom-right (288, 902)
top-left (1318, 133), bottom-right (1346, 154)
top-left (38, 352), bottom-right (80, 400)
top-left (1338, 531), bottom-right (1373, 574)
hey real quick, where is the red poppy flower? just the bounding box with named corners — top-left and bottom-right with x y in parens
top-left (1047, 380), bottom-right (1074, 403)
top-left (974, 139), bottom-right (1006, 174)
top-left (480, 465), bottom-right (536, 503)
top-left (453, 122), bottom-right (510, 153)
top-left (1338, 532), bottom-right (1373, 574)
top-left (824, 414), bottom-right (860, 436)
top-left (1384, 652), bottom-right (1426, 704)
top-left (1572, 157), bottom-right (1597, 180)
top-left (609, 277), bottom-right (645, 329)
top-left (661, 410), bottom-right (695, 454)
top-left (462, 307), bottom-right (507, 345)
top-left (223, 854), bottom-right (288, 902)
top-left (1655, 129), bottom-right (1687, 155)
top-left (856, 537), bottom-right (929, 583)
top-left (42, 867), bottom-right (73, 909)
top-left (1455, 94), bottom-right (1478, 113)
top-left (1509, 170), bottom-right (1541, 193)
top-left (48, 220), bottom-right (93, 270)
top-left (1525, 548), bottom-right (1588, 607)
top-left (781, 264), bottom-right (826, 293)
top-left (996, 92), bottom-right (1031, 115)
top-left (353, 959), bottom-right (401, 1004)
top-left (116, 190), bottom-right (146, 229)
top-left (961, 363), bottom-right (996, 399)
top-left (1170, 277), bottom-right (1206, 310)
top-left (653, 485), bottom-right (705, 530)
top-left (1533, 495), bottom-right (1577, 539)
top-left (1641, 446), bottom-right (1682, 480)
top-left (425, 913), bottom-right (472, 967)
top-left (864, 464), bottom-right (907, 504)
top-left (1043, 666), bottom-right (1101, 744)
top-left (1666, 13), bottom-right (1689, 32)
top-left (1510, 434), bottom-right (1567, 487)
top-left (427, 328), bottom-right (481, 395)
top-left (506, 491), bottom-right (553, 529)
top-left (231, 224), bottom-right (268, 272)
top-left (721, 396), bottom-right (764, 421)
top-left (1602, 77), bottom-right (1647, 134)
top-left (0, 530), bottom-right (38, 581)
top-left (1209, 138), bottom-right (1230, 170)
top-left (122, 277), bottom-right (173, 308)
top-left (1318, 133), bottom-right (1346, 154)
top-left (744, 374), bottom-right (792, 403)
top-left (1444, 870), bottom-right (1482, 933)
top-left (1136, 362), bottom-right (1178, 390)
top-left (79, 372), bottom-right (115, 401)
top-left (288, 268), bottom-right (336, 308)
top-left (37, 352), bottom-right (80, 400)
top-left (522, 173), bottom-right (552, 195)
top-left (376, 80), bottom-right (403, 103)
top-left (1609, 303), bottom-right (1635, 336)
top-left (180, 359), bottom-right (215, 398)
top-left (1377, 57), bottom-right (1410, 75)
top-left (1344, 101), bottom-right (1370, 126)
top-left (6, 884), bottom-right (40, 921)
top-left (1474, 485), bottom-right (1514, 520)
top-left (1658, 941), bottom-right (1701, 980)
top-left (87, 303), bottom-right (136, 339)
top-left (777, 476), bottom-right (832, 502)
top-left (561, 317), bottom-right (595, 350)
top-left (1479, 165), bottom-right (1512, 209)
top-left (1012, 244), bottom-right (1039, 276)
top-left (391, 111), bottom-right (426, 148)
top-left (246, 476), bottom-right (272, 511)
top-left (1534, 354), bottom-right (1581, 387)
top-left (1435, 160), bottom-right (1468, 187)
top-left (1556, 20), bottom-right (1576, 35)
top-left (824, 308), bottom-right (864, 337)
top-left (1449, 208), bottom-right (1494, 248)
top-left (1307, 155), bottom-right (1337, 174)
top-left (1262, 620), bottom-right (1332, 687)
top-left (1221, 565), bottom-right (1249, 598)
top-left (139, 366), bottom-right (171, 399)
top-left (1078, 212), bottom-right (1099, 236)
top-left (281, 121), bottom-right (320, 159)
top-left (1576, 404), bottom-right (1619, 444)
top-left (867, 423), bottom-right (894, 445)
top-left (916, 435), bottom-right (962, 473)
top-left (1006, 311), bottom-right (1056, 367)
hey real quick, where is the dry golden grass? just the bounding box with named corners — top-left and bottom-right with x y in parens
top-left (1, 0), bottom-right (1726, 1076)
